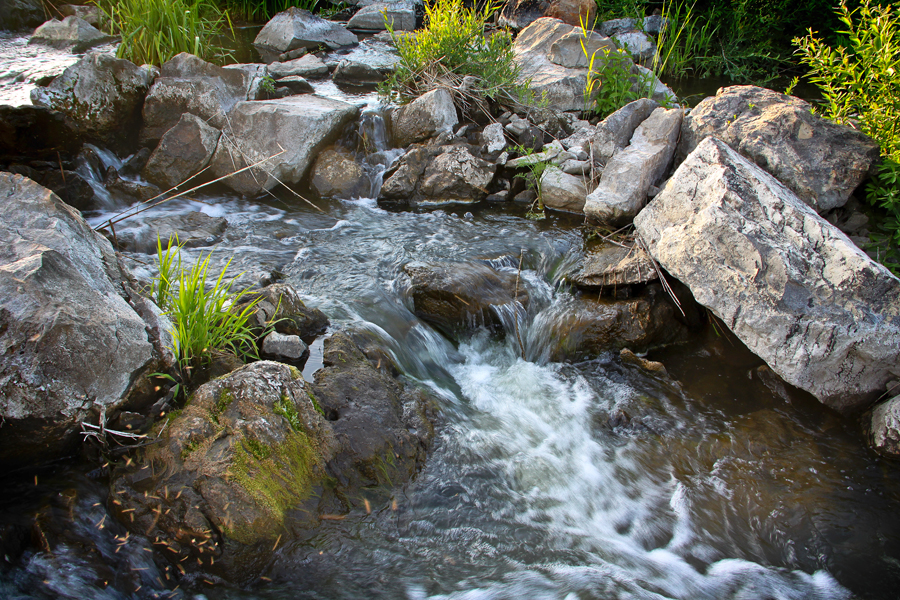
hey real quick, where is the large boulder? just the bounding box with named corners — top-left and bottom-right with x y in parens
top-left (28, 16), bottom-right (116, 52)
top-left (678, 86), bottom-right (881, 212)
top-left (500, 0), bottom-right (595, 30)
top-left (0, 0), bottom-right (45, 31)
top-left (253, 7), bottom-right (358, 64)
top-left (584, 106), bottom-right (682, 226)
top-left (390, 87), bottom-right (458, 147)
top-left (209, 95), bottom-right (359, 196)
top-left (0, 105), bottom-right (81, 163)
top-left (539, 165), bottom-right (587, 213)
top-left (403, 260), bottom-right (529, 336)
top-left (142, 112), bottom-right (221, 190)
top-left (30, 52), bottom-right (155, 149)
top-left (140, 53), bottom-right (263, 146)
top-left (590, 97), bottom-right (658, 165)
top-left (634, 137), bottom-right (900, 412)
top-left (548, 29), bottom-right (616, 69)
top-left (347, 1), bottom-right (416, 31)
top-left (0, 173), bottom-right (165, 467)
top-left (417, 145), bottom-right (495, 204)
top-left (109, 361), bottom-right (338, 578)
top-left (233, 282), bottom-right (329, 340)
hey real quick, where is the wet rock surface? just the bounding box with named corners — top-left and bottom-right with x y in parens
top-left (113, 211), bottom-right (227, 253)
top-left (28, 16), bottom-right (116, 52)
top-left (678, 85), bottom-right (880, 212)
top-left (390, 87), bottom-right (458, 147)
top-left (142, 112), bottom-right (221, 190)
top-left (869, 395), bottom-right (900, 457)
top-left (0, 173), bottom-right (162, 467)
top-left (403, 260), bottom-right (529, 336)
top-left (234, 282), bottom-right (330, 340)
top-left (635, 137), bottom-right (900, 412)
top-left (569, 242), bottom-right (658, 288)
top-left (0, 105), bottom-right (82, 163)
top-left (253, 7), bottom-right (358, 63)
top-left (311, 146), bottom-right (368, 199)
top-left (30, 52), bottom-right (154, 149)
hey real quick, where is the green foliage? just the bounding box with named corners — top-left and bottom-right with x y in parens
top-left (379, 0), bottom-right (527, 108)
top-left (223, 0), bottom-right (323, 23)
top-left (153, 235), bottom-right (262, 378)
top-left (94, 0), bottom-right (231, 66)
top-left (512, 145), bottom-right (549, 220)
top-left (274, 395), bottom-right (303, 430)
top-left (792, 0), bottom-right (900, 275)
top-left (652, 0), bottom-right (719, 79)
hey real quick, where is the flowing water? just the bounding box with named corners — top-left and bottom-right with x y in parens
top-left (2, 42), bottom-right (900, 600)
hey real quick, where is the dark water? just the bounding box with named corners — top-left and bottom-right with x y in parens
top-left (1, 38), bottom-right (900, 600)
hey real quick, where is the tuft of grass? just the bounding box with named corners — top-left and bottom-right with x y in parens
top-left (94, 0), bottom-right (232, 66)
top-left (652, 0), bottom-right (719, 79)
top-left (380, 0), bottom-right (527, 112)
top-left (153, 235), bottom-right (262, 380)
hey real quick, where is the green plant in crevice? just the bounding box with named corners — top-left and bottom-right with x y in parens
top-left (94, 0), bottom-right (232, 66)
top-left (791, 0), bottom-right (900, 274)
top-left (152, 235), bottom-right (263, 380)
top-left (379, 0), bottom-right (528, 112)
top-left (512, 144), bottom-right (550, 220)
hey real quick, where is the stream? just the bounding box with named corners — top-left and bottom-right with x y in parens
top-left (2, 36), bottom-right (900, 600)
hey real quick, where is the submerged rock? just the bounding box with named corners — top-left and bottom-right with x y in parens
top-left (569, 242), bottom-right (658, 288)
top-left (253, 7), bottom-right (358, 63)
top-left (678, 85), bottom-right (880, 212)
top-left (635, 137), bottom-right (900, 412)
top-left (403, 260), bottom-right (529, 336)
top-left (209, 95), bottom-right (359, 196)
top-left (30, 52), bottom-right (154, 149)
top-left (0, 173), bottom-right (165, 467)
top-left (584, 106), bottom-right (682, 226)
top-left (142, 112), bottom-right (221, 190)
top-left (28, 16), bottom-right (116, 52)
top-left (112, 211), bottom-right (227, 253)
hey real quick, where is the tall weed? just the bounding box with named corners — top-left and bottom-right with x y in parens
top-left (95, 0), bottom-right (231, 65)
top-left (653, 0), bottom-right (719, 79)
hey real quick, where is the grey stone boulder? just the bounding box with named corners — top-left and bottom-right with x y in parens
top-left (379, 145), bottom-right (432, 201)
top-left (347, 1), bottom-right (416, 31)
top-left (417, 145), bottom-right (496, 204)
top-left (30, 52), bottom-right (154, 148)
top-left (869, 396), bottom-right (900, 456)
top-left (311, 146), bottom-right (368, 198)
top-left (253, 7), bottom-right (358, 63)
top-left (569, 242), bottom-right (658, 288)
top-left (678, 85), bottom-right (881, 212)
top-left (633, 65), bottom-right (677, 106)
top-left (140, 53), bottom-right (263, 146)
top-left (481, 122), bottom-right (507, 154)
top-left (59, 4), bottom-right (100, 26)
top-left (209, 95), bottom-right (359, 196)
top-left (613, 30), bottom-right (655, 62)
top-left (390, 87), bottom-right (458, 147)
top-left (591, 97), bottom-right (659, 165)
top-left (266, 54), bottom-right (329, 79)
top-left (634, 137), bottom-right (900, 412)
top-left (0, 0), bottom-right (45, 31)
top-left (599, 17), bottom-right (637, 37)
top-left (548, 30), bottom-right (616, 69)
top-left (274, 75), bottom-right (315, 94)
top-left (28, 16), bottom-right (116, 52)
top-left (113, 211), bottom-right (227, 253)
top-left (142, 113), bottom-right (221, 190)
top-left (404, 260), bottom-right (529, 335)
top-left (0, 106), bottom-right (82, 163)
top-left (329, 37), bottom-right (399, 86)
top-left (0, 173), bottom-right (164, 467)
top-left (585, 106), bottom-right (682, 225)
top-left (332, 58), bottom-right (389, 85)
top-left (233, 282), bottom-right (329, 340)
top-left (261, 331), bottom-right (309, 363)
top-left (539, 166), bottom-right (587, 213)
top-left (500, 0), bottom-right (595, 30)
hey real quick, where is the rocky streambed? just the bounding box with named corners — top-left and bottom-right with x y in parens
top-left (2, 4), bottom-right (900, 599)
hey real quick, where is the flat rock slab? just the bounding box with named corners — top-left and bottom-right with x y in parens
top-left (570, 242), bottom-right (658, 288)
top-left (209, 94), bottom-right (359, 196)
top-left (678, 85), bottom-right (880, 212)
top-left (267, 54), bottom-right (329, 79)
top-left (635, 137), bottom-right (900, 412)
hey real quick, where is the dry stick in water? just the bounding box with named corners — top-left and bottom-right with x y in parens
top-left (636, 234), bottom-right (685, 318)
top-left (513, 248), bottom-right (526, 359)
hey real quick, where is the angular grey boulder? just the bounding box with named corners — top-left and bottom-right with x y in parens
top-left (548, 30), bottom-right (615, 69)
top-left (634, 137), bottom-right (900, 412)
top-left (28, 16), bottom-right (116, 52)
top-left (539, 166), bottom-right (587, 213)
top-left (30, 52), bottom-right (154, 148)
top-left (347, 2), bottom-right (416, 31)
top-left (584, 106), bottom-right (682, 226)
top-left (209, 95), bottom-right (359, 196)
top-left (0, 173), bottom-right (162, 466)
top-left (678, 85), bottom-right (880, 212)
top-left (142, 112), bottom-right (221, 190)
top-left (591, 97), bottom-right (658, 165)
top-left (391, 87), bottom-right (458, 147)
top-left (253, 7), bottom-right (358, 63)
top-left (311, 147), bottom-right (368, 198)
top-left (418, 145), bottom-right (495, 204)
top-left (140, 53), bottom-right (263, 146)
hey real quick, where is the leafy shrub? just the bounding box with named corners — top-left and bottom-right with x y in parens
top-left (791, 0), bottom-right (900, 272)
top-left (95, 0), bottom-right (231, 66)
top-left (153, 236), bottom-right (262, 377)
top-left (584, 45), bottom-right (653, 117)
top-left (380, 0), bottom-right (527, 109)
